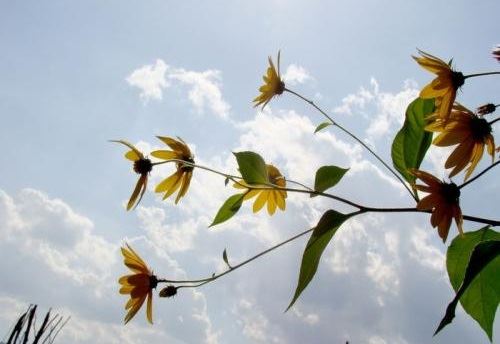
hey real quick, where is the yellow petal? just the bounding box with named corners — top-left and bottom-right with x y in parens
top-left (151, 150), bottom-right (179, 160)
top-left (267, 191), bottom-right (277, 215)
top-left (175, 171), bottom-right (192, 204)
top-left (127, 175), bottom-right (147, 211)
top-left (155, 172), bottom-right (181, 193)
top-left (253, 190), bottom-right (268, 213)
top-left (146, 291), bottom-right (153, 324)
top-left (112, 140), bottom-right (144, 160)
top-left (124, 294), bottom-right (147, 324)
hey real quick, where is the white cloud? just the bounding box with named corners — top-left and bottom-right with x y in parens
top-left (332, 78), bottom-right (419, 142)
top-left (282, 64), bottom-right (311, 86)
top-left (127, 60), bottom-right (230, 118)
top-left (126, 59), bottom-right (169, 103)
top-left (168, 68), bottom-right (230, 119)
top-left (409, 227), bottom-right (445, 272)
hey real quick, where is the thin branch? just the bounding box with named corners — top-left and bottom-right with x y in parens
top-left (284, 88), bottom-right (418, 202)
top-left (459, 160), bottom-right (500, 189)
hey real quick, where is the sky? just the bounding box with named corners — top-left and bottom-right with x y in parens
top-left (0, 1), bottom-right (499, 343)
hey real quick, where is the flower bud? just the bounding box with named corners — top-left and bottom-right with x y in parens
top-left (477, 103), bottom-right (497, 116)
top-left (159, 285), bottom-right (178, 298)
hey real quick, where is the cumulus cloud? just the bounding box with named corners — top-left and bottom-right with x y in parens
top-left (282, 64), bottom-right (312, 86)
top-left (126, 59), bottom-right (169, 103)
top-left (126, 59), bottom-right (230, 118)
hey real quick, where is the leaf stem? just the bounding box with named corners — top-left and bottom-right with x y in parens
top-left (157, 224), bottom-right (318, 285)
top-left (284, 88), bottom-right (418, 202)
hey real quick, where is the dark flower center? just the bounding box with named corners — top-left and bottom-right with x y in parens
top-left (276, 80), bottom-right (285, 95)
top-left (177, 156), bottom-right (195, 172)
top-left (442, 182), bottom-right (460, 205)
top-left (451, 71), bottom-right (465, 90)
top-left (470, 116), bottom-right (492, 141)
top-left (149, 275), bottom-right (158, 289)
top-left (133, 158), bottom-right (153, 175)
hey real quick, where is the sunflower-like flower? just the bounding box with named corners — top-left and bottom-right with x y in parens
top-left (113, 140), bottom-right (152, 210)
top-left (410, 169), bottom-right (463, 242)
top-left (234, 164), bottom-right (287, 215)
top-left (119, 243), bottom-right (157, 324)
top-left (413, 50), bottom-right (464, 123)
top-left (253, 51), bottom-right (285, 109)
top-left (426, 103), bottom-right (495, 180)
top-left (151, 136), bottom-right (194, 204)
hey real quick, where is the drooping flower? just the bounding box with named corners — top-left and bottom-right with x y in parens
top-left (410, 169), bottom-right (463, 242)
top-left (234, 164), bottom-right (287, 215)
top-left (426, 103), bottom-right (495, 180)
top-left (253, 51), bottom-right (285, 109)
top-left (119, 243), bottom-right (157, 324)
top-left (413, 50), bottom-right (464, 122)
top-left (151, 136), bottom-right (194, 204)
top-left (493, 45), bottom-right (500, 62)
top-left (112, 140), bottom-right (152, 210)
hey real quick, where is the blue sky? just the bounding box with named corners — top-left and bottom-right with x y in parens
top-left (0, 1), bottom-right (499, 343)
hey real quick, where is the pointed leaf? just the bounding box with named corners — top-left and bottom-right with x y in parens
top-left (313, 166), bottom-right (349, 195)
top-left (233, 151), bottom-right (268, 184)
top-left (210, 193), bottom-right (245, 227)
top-left (438, 227), bottom-right (500, 340)
top-left (287, 210), bottom-right (351, 310)
top-left (314, 121), bottom-right (332, 133)
top-left (222, 248), bottom-right (232, 269)
top-left (391, 97), bottom-right (435, 185)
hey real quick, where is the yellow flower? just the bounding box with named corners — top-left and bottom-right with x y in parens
top-left (413, 50), bottom-right (464, 122)
top-left (118, 243), bottom-right (157, 324)
top-left (411, 169), bottom-right (463, 242)
top-left (426, 103), bottom-right (495, 180)
top-left (151, 136), bottom-right (194, 204)
top-left (234, 164), bottom-right (287, 215)
top-left (113, 140), bottom-right (152, 210)
top-left (253, 51), bottom-right (285, 109)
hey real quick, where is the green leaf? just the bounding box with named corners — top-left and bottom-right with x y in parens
top-left (438, 227), bottom-right (500, 340)
top-left (233, 151), bottom-right (268, 184)
top-left (287, 210), bottom-right (351, 311)
top-left (391, 97), bottom-right (435, 185)
top-left (222, 248), bottom-right (232, 269)
top-left (210, 193), bottom-right (245, 227)
top-left (314, 121), bottom-right (332, 133)
top-left (313, 166), bottom-right (349, 195)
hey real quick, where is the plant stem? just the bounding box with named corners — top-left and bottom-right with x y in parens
top-left (489, 117), bottom-right (500, 125)
top-left (158, 206), bottom-right (500, 287)
top-left (459, 160), bottom-right (500, 189)
top-left (158, 224), bottom-right (318, 285)
top-left (284, 88), bottom-right (417, 202)
top-left (464, 71), bottom-right (500, 79)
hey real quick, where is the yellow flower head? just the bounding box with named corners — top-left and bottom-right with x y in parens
top-left (119, 243), bottom-right (157, 324)
top-left (151, 136), bottom-right (194, 204)
top-left (234, 164), bottom-right (287, 215)
top-left (253, 51), bottom-right (285, 109)
top-left (410, 169), bottom-right (463, 242)
top-left (413, 50), bottom-right (464, 123)
top-left (426, 103), bottom-right (495, 180)
top-left (113, 140), bottom-right (152, 210)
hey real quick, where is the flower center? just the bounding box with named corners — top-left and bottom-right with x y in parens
top-left (149, 275), bottom-right (158, 289)
top-left (276, 80), bottom-right (285, 95)
top-left (451, 71), bottom-right (464, 90)
top-left (177, 156), bottom-right (195, 172)
top-left (133, 158), bottom-right (153, 175)
top-left (470, 116), bottom-right (492, 141)
top-left (442, 182), bottom-right (460, 205)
